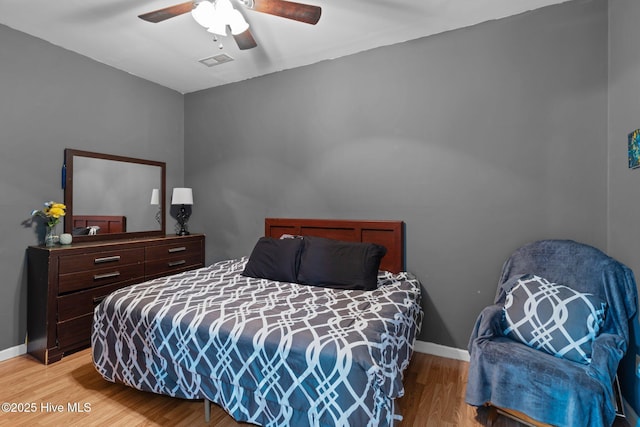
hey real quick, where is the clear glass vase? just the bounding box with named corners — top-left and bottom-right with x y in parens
top-left (44, 224), bottom-right (58, 247)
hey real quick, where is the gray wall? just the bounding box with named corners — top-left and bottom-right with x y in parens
top-left (4, 0), bottom-right (638, 413)
top-left (185, 0), bottom-right (608, 348)
top-left (0, 24), bottom-right (184, 351)
top-left (608, 0), bottom-right (640, 414)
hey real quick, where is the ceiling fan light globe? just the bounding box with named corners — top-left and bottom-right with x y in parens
top-left (229, 10), bottom-right (249, 35)
top-left (215, 0), bottom-right (234, 14)
top-left (207, 21), bottom-right (228, 36)
top-left (191, 1), bottom-right (216, 28)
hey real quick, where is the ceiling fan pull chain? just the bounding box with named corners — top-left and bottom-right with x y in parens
top-left (211, 36), bottom-right (224, 49)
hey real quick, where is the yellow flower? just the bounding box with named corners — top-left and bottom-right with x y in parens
top-left (48, 206), bottom-right (65, 218)
top-left (31, 200), bottom-right (67, 227)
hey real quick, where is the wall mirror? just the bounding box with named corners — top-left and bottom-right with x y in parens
top-left (64, 149), bottom-right (166, 242)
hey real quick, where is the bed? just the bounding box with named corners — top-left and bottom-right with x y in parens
top-left (92, 218), bottom-right (423, 426)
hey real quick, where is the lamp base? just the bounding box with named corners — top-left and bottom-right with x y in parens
top-left (176, 204), bottom-right (191, 236)
top-left (176, 221), bottom-right (190, 236)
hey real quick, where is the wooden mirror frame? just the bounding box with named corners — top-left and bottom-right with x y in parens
top-left (63, 149), bottom-right (166, 242)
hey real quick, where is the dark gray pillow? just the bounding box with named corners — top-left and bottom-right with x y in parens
top-left (502, 274), bottom-right (607, 364)
top-left (297, 236), bottom-right (387, 291)
top-left (242, 237), bottom-right (303, 283)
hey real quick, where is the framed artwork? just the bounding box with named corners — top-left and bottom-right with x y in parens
top-left (629, 129), bottom-right (640, 169)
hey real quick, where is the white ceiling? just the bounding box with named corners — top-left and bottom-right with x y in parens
top-left (0, 0), bottom-right (568, 94)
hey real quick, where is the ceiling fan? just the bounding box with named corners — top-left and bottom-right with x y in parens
top-left (138, 0), bottom-right (322, 50)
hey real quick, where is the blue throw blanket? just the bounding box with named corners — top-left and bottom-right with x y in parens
top-left (465, 240), bottom-right (637, 427)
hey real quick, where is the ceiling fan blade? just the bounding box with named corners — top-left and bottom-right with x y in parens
top-left (138, 1), bottom-right (194, 23)
top-left (249, 0), bottom-right (321, 25)
top-left (233, 29), bottom-right (258, 50)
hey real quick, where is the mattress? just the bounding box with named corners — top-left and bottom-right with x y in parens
top-left (92, 257), bottom-right (423, 426)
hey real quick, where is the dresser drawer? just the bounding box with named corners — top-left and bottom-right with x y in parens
top-left (145, 254), bottom-right (203, 279)
top-left (58, 263), bottom-right (144, 294)
top-left (145, 240), bottom-right (202, 260)
top-left (57, 313), bottom-right (93, 351)
top-left (58, 248), bottom-right (144, 274)
top-left (28, 234), bottom-right (205, 364)
top-left (57, 279), bottom-right (138, 322)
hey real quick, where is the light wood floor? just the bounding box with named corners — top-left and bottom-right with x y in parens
top-left (0, 349), bottom-right (630, 426)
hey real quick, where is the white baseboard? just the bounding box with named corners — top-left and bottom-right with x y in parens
top-left (414, 340), bottom-right (470, 362)
top-left (0, 343), bottom-right (27, 363)
top-left (1, 340), bottom-right (468, 364)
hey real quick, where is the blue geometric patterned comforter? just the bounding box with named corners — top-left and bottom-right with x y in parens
top-left (92, 257), bottom-right (423, 426)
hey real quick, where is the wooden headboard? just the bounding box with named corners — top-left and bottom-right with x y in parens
top-left (72, 215), bottom-right (127, 234)
top-left (265, 218), bottom-right (405, 273)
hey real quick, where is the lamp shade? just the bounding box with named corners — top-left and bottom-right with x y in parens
top-left (150, 188), bottom-right (160, 205)
top-left (171, 188), bottom-right (193, 205)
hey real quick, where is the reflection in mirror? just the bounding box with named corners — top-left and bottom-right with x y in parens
top-left (73, 156), bottom-right (161, 232)
top-left (64, 149), bottom-right (166, 242)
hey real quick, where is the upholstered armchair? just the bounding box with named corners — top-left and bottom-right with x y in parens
top-left (465, 239), bottom-right (638, 426)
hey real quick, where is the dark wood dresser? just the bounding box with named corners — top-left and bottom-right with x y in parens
top-left (27, 234), bottom-right (205, 364)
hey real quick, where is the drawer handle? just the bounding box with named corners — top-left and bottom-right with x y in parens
top-left (168, 260), bottom-right (186, 267)
top-left (93, 295), bottom-right (107, 304)
top-left (94, 255), bottom-right (121, 264)
top-left (168, 247), bottom-right (187, 253)
top-left (93, 271), bottom-right (120, 280)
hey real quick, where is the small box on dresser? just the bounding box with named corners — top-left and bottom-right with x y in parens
top-left (27, 234), bottom-right (205, 364)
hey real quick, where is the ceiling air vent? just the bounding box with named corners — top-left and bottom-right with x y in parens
top-left (198, 54), bottom-right (234, 67)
